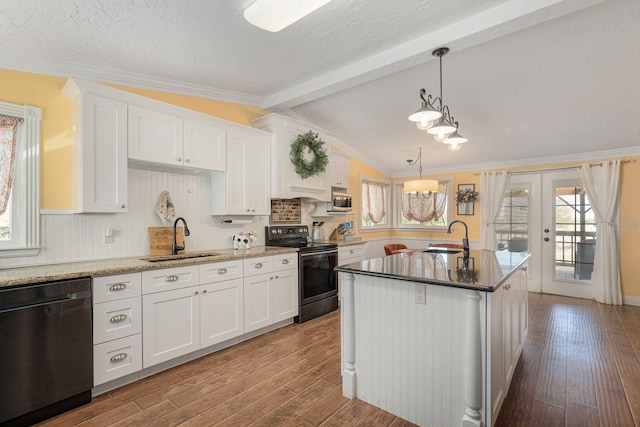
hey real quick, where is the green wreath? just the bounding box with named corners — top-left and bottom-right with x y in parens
top-left (290, 131), bottom-right (329, 179)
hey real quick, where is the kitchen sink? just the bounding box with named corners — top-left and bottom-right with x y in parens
top-left (141, 251), bottom-right (220, 263)
top-left (423, 248), bottom-right (462, 254)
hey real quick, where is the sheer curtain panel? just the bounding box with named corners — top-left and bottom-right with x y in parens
top-left (0, 115), bottom-right (18, 215)
top-left (480, 171), bottom-right (510, 250)
top-left (361, 179), bottom-right (387, 224)
top-left (578, 160), bottom-right (622, 305)
top-left (401, 182), bottom-right (448, 222)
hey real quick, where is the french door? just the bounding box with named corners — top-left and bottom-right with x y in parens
top-left (496, 170), bottom-right (594, 298)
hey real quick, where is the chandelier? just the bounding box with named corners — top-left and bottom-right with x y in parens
top-left (404, 147), bottom-right (438, 199)
top-left (408, 47), bottom-right (468, 152)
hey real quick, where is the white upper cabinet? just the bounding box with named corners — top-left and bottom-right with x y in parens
top-left (62, 79), bottom-right (128, 213)
top-left (252, 113), bottom-right (331, 201)
top-left (330, 151), bottom-right (350, 190)
top-left (211, 126), bottom-right (271, 215)
top-left (128, 105), bottom-right (226, 172)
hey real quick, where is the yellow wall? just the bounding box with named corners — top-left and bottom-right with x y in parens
top-left (0, 69), bottom-right (270, 209)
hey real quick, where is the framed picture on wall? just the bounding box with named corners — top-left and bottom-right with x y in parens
top-left (457, 184), bottom-right (476, 216)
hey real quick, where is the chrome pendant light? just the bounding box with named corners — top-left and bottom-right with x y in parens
top-left (408, 47), bottom-right (468, 151)
top-left (404, 147), bottom-right (438, 199)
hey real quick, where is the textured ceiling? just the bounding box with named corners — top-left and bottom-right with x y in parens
top-left (1, 0), bottom-right (638, 175)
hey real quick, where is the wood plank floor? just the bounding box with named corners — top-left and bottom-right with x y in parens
top-left (37, 293), bottom-right (640, 426)
top-left (496, 293), bottom-right (640, 427)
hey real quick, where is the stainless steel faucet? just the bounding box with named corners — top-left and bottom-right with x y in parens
top-left (172, 217), bottom-right (190, 255)
top-left (447, 220), bottom-right (469, 259)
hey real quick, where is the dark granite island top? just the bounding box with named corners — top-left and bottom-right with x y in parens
top-left (335, 248), bottom-right (530, 292)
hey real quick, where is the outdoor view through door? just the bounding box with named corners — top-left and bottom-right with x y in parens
top-left (496, 172), bottom-right (596, 298)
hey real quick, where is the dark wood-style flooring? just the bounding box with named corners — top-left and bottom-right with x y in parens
top-left (37, 293), bottom-right (640, 426)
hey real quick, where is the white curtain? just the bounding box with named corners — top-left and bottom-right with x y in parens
top-left (401, 181), bottom-right (448, 222)
top-left (578, 160), bottom-right (622, 305)
top-left (361, 179), bottom-right (387, 224)
top-left (0, 115), bottom-right (18, 215)
top-left (480, 171), bottom-right (510, 250)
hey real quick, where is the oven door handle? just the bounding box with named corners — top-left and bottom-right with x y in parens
top-left (300, 249), bottom-right (338, 257)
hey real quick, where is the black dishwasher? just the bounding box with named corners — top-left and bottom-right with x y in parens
top-left (0, 278), bottom-right (93, 426)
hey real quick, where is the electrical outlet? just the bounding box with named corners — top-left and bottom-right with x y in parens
top-left (104, 227), bottom-right (114, 244)
top-left (415, 283), bottom-right (426, 304)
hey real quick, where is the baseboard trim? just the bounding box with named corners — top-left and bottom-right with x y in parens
top-left (623, 295), bottom-right (640, 306)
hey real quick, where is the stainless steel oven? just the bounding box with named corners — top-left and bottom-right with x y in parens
top-left (266, 226), bottom-right (338, 323)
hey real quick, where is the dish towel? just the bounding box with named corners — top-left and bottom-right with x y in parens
top-left (155, 191), bottom-right (176, 225)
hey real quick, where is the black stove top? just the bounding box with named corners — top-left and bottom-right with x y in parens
top-left (265, 226), bottom-right (337, 252)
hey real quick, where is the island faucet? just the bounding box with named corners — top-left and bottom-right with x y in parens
top-left (172, 217), bottom-right (190, 255)
top-left (447, 220), bottom-right (469, 260)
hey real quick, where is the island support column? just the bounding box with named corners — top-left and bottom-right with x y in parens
top-left (341, 272), bottom-right (356, 398)
top-left (463, 290), bottom-right (483, 426)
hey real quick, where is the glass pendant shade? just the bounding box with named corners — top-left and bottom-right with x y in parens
top-left (426, 117), bottom-right (457, 138)
top-left (408, 104), bottom-right (442, 124)
top-left (404, 179), bottom-right (439, 193)
top-left (443, 129), bottom-right (468, 146)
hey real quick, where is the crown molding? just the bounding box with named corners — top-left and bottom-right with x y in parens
top-left (389, 146), bottom-right (640, 178)
top-left (0, 51), bottom-right (264, 107)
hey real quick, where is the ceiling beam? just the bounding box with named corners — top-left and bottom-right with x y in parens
top-left (262, 0), bottom-right (605, 110)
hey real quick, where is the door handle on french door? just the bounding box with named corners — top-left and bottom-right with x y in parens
top-left (544, 237), bottom-right (550, 242)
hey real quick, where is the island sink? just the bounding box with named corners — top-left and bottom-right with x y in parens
top-left (423, 248), bottom-right (462, 254)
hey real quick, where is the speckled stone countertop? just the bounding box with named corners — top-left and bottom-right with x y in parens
top-left (336, 249), bottom-right (530, 292)
top-left (0, 246), bottom-right (298, 288)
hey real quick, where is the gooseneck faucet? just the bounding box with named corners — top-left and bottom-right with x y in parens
top-left (172, 217), bottom-right (190, 255)
top-left (447, 220), bottom-right (469, 260)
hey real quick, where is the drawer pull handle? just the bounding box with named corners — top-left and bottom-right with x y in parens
top-left (166, 275), bottom-right (179, 282)
top-left (110, 353), bottom-right (128, 363)
top-left (217, 268), bottom-right (227, 275)
top-left (255, 263), bottom-right (263, 269)
top-left (109, 283), bottom-right (127, 291)
top-left (110, 314), bottom-right (128, 323)
top-left (282, 259), bottom-right (289, 265)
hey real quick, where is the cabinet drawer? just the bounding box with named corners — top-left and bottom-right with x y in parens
top-left (339, 244), bottom-right (366, 264)
top-left (142, 265), bottom-right (199, 294)
top-left (200, 260), bottom-right (243, 284)
top-left (93, 334), bottom-right (142, 386)
top-left (93, 273), bottom-right (141, 303)
top-left (243, 256), bottom-right (273, 277)
top-left (273, 253), bottom-right (298, 272)
top-left (93, 296), bottom-right (142, 344)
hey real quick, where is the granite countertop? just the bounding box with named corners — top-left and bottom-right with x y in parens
top-left (0, 246), bottom-right (298, 288)
top-left (335, 248), bottom-right (530, 292)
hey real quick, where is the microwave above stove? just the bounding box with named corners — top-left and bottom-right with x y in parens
top-left (328, 191), bottom-right (352, 212)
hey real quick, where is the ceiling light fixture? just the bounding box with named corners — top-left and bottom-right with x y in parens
top-left (243, 0), bottom-right (333, 32)
top-left (404, 147), bottom-right (439, 199)
top-left (408, 47), bottom-right (468, 152)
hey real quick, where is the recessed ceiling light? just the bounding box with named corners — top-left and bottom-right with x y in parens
top-left (243, 0), bottom-right (333, 32)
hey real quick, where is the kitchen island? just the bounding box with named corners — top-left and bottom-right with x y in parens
top-left (336, 249), bottom-right (530, 427)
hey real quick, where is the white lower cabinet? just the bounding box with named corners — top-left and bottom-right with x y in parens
top-left (200, 260), bottom-right (245, 347)
top-left (142, 286), bottom-right (201, 367)
top-left (244, 253), bottom-right (298, 333)
top-left (92, 273), bottom-right (143, 386)
top-left (489, 265), bottom-right (529, 426)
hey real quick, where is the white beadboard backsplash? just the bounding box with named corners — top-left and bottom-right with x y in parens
top-left (1, 168), bottom-right (289, 269)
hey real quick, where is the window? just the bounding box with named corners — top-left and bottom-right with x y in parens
top-left (0, 101), bottom-right (41, 257)
top-left (496, 185), bottom-right (530, 251)
top-left (360, 176), bottom-right (391, 230)
top-left (394, 176), bottom-right (454, 230)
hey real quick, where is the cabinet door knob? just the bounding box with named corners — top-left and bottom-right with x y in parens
top-left (185, 158), bottom-right (190, 163)
top-left (121, 204), bottom-right (126, 209)
top-left (177, 157), bottom-right (182, 162)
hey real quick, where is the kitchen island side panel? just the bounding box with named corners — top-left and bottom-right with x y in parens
top-left (346, 274), bottom-right (488, 427)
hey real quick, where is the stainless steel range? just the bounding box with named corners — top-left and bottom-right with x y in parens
top-left (265, 225), bottom-right (338, 323)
